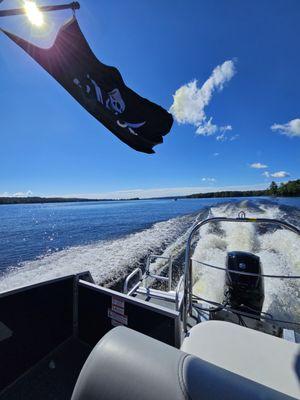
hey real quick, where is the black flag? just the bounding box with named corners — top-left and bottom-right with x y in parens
top-left (1, 17), bottom-right (173, 153)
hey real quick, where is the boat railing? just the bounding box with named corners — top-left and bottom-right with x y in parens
top-left (175, 274), bottom-right (185, 311)
top-left (123, 254), bottom-right (182, 307)
top-left (143, 254), bottom-right (173, 292)
top-left (123, 267), bottom-right (143, 296)
top-left (182, 213), bottom-right (300, 332)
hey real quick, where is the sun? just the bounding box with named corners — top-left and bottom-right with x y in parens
top-left (24, 1), bottom-right (44, 27)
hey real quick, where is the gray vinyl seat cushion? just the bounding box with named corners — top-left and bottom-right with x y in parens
top-left (72, 325), bottom-right (298, 400)
top-left (181, 320), bottom-right (300, 399)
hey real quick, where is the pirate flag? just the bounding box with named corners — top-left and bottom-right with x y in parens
top-left (1, 17), bottom-right (173, 153)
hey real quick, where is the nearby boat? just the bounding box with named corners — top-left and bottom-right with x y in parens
top-left (0, 212), bottom-right (299, 399)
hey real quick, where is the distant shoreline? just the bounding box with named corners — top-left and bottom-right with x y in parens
top-left (0, 194), bottom-right (299, 206)
top-left (0, 197), bottom-right (140, 205)
top-left (1, 179), bottom-right (299, 205)
top-left (186, 179), bottom-right (300, 199)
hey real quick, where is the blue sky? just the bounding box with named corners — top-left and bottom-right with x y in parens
top-left (0, 0), bottom-right (299, 198)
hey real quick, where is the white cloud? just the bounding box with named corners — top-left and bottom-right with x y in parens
top-left (213, 152), bottom-right (220, 156)
top-left (262, 171), bottom-right (290, 179)
top-left (216, 132), bottom-right (238, 142)
top-left (270, 171), bottom-right (290, 178)
top-left (220, 125), bottom-right (232, 133)
top-left (13, 191), bottom-right (33, 197)
top-left (170, 60), bottom-right (236, 138)
top-left (250, 162), bottom-right (268, 169)
top-left (0, 190), bottom-right (33, 197)
top-left (66, 183), bottom-right (268, 199)
top-left (271, 118), bottom-right (300, 137)
top-left (201, 177), bottom-right (216, 183)
top-left (196, 121), bottom-right (233, 137)
top-left (196, 118), bottom-right (218, 136)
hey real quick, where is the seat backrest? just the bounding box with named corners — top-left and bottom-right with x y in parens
top-left (72, 326), bottom-right (296, 400)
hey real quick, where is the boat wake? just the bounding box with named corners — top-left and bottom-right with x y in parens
top-left (0, 199), bottom-right (299, 329)
top-left (0, 213), bottom-right (195, 292)
top-left (191, 200), bottom-right (300, 330)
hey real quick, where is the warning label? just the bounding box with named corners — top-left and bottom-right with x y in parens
top-left (112, 297), bottom-right (125, 309)
top-left (108, 309), bottom-right (128, 326)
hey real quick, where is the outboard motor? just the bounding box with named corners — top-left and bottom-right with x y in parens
top-left (224, 251), bottom-right (264, 317)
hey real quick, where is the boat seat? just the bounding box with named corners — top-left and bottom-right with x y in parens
top-left (72, 326), bottom-right (298, 400)
top-left (181, 320), bottom-right (300, 399)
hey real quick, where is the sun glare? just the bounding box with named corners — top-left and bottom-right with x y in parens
top-left (24, 1), bottom-right (44, 27)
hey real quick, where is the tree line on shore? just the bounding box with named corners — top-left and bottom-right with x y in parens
top-left (187, 179), bottom-right (300, 199)
top-left (0, 196), bottom-right (140, 205)
top-left (0, 197), bottom-right (100, 205)
top-left (268, 179), bottom-right (300, 197)
top-left (0, 179), bottom-right (299, 205)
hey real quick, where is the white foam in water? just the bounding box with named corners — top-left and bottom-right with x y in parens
top-left (1, 200), bottom-right (299, 329)
top-left (0, 214), bottom-right (192, 292)
top-left (192, 201), bottom-right (300, 329)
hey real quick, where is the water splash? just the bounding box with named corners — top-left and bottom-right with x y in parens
top-left (0, 199), bottom-right (299, 330)
top-left (191, 200), bottom-right (300, 329)
top-left (0, 214), bottom-right (193, 292)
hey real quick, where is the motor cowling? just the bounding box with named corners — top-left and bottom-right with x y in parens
top-left (224, 251), bottom-right (264, 316)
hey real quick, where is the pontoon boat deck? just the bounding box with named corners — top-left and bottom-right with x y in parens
top-left (0, 214), bottom-right (299, 399)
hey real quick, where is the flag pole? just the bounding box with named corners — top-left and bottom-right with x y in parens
top-left (0, 2), bottom-right (80, 18)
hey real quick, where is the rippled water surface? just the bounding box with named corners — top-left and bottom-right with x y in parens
top-left (0, 196), bottom-right (299, 327)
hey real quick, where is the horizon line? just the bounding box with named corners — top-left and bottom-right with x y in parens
top-left (1, 183), bottom-right (271, 200)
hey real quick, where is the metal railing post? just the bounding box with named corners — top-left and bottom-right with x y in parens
top-left (123, 268), bottom-right (143, 294)
top-left (168, 257), bottom-right (173, 291)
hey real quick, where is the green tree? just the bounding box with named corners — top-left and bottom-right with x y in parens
top-left (269, 181), bottom-right (278, 196)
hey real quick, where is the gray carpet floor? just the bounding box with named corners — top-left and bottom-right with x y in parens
top-left (0, 338), bottom-right (91, 400)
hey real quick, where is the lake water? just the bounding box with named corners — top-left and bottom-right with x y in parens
top-left (0, 196), bottom-right (299, 326)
